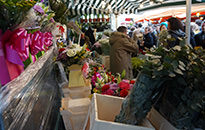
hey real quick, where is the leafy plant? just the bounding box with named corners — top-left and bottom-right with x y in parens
top-left (116, 40), bottom-right (205, 129)
top-left (0, 0), bottom-right (37, 32)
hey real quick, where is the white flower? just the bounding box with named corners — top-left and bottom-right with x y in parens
top-left (167, 34), bottom-right (172, 39)
top-left (66, 49), bottom-right (77, 57)
top-left (173, 45), bottom-right (181, 51)
top-left (145, 54), bottom-right (162, 59)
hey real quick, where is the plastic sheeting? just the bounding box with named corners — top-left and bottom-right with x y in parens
top-left (0, 47), bottom-right (68, 130)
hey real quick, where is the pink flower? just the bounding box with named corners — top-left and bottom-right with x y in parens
top-left (33, 5), bottom-right (44, 14)
top-left (120, 89), bottom-right (128, 97)
top-left (122, 79), bottom-right (130, 83)
top-left (91, 72), bottom-right (102, 86)
top-left (118, 81), bottom-right (130, 90)
top-left (110, 83), bottom-right (119, 90)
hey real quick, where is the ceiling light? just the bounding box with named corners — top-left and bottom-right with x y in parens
top-left (150, 1), bottom-right (154, 5)
top-left (196, 13), bottom-right (200, 17)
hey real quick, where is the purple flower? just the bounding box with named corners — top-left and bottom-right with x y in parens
top-left (50, 18), bottom-right (55, 23)
top-left (110, 83), bottom-right (119, 90)
top-left (41, 0), bottom-right (44, 2)
top-left (33, 5), bottom-right (44, 14)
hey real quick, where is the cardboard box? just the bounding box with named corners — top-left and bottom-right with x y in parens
top-left (61, 97), bottom-right (91, 130)
top-left (147, 108), bottom-right (177, 130)
top-left (90, 93), bottom-right (155, 130)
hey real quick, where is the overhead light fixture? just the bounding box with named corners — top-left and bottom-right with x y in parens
top-left (150, 1), bottom-right (154, 5)
top-left (159, 0), bottom-right (163, 2)
top-left (200, 17), bottom-right (203, 20)
top-left (196, 13), bottom-right (200, 17)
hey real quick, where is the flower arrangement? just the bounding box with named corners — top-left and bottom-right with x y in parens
top-left (87, 62), bottom-right (135, 97)
top-left (56, 44), bottom-right (92, 66)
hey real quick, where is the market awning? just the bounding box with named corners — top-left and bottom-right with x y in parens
top-left (65, 0), bottom-right (204, 16)
top-left (67, 0), bottom-right (139, 16)
top-left (134, 2), bottom-right (205, 22)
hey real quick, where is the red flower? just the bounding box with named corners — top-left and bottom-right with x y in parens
top-left (102, 84), bottom-right (110, 92)
top-left (118, 81), bottom-right (130, 90)
top-left (120, 89), bottom-right (128, 97)
top-left (103, 89), bottom-right (114, 96)
top-left (86, 48), bottom-right (90, 51)
top-left (130, 80), bottom-right (135, 84)
top-left (59, 48), bottom-right (66, 53)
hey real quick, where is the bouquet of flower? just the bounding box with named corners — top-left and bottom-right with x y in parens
top-left (87, 62), bottom-right (135, 97)
top-left (57, 44), bottom-right (92, 66)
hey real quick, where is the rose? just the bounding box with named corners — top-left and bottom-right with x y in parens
top-left (66, 49), bottom-right (77, 57)
top-left (130, 80), bottom-right (135, 84)
top-left (59, 48), bottom-right (66, 53)
top-left (118, 81), bottom-right (130, 90)
top-left (120, 89), bottom-right (128, 97)
top-left (102, 89), bottom-right (114, 96)
top-left (102, 84), bottom-right (110, 92)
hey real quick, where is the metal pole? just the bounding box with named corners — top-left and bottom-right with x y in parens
top-left (185, 0), bottom-right (192, 47)
top-left (115, 14), bottom-right (118, 30)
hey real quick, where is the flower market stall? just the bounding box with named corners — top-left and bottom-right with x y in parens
top-left (0, 0), bottom-right (205, 130)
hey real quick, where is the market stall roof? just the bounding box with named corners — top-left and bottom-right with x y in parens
top-left (66, 0), bottom-right (204, 16)
top-left (134, 3), bottom-right (205, 21)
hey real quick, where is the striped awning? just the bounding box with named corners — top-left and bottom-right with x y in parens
top-left (66, 0), bottom-right (205, 16)
top-left (67, 0), bottom-right (139, 16)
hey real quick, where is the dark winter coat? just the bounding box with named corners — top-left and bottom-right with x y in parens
top-left (143, 33), bottom-right (154, 49)
top-left (109, 32), bottom-right (138, 79)
top-left (194, 31), bottom-right (205, 49)
top-left (85, 27), bottom-right (95, 46)
top-left (167, 29), bottom-right (185, 48)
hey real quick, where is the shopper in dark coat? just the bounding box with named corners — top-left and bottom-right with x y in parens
top-left (109, 26), bottom-right (139, 79)
top-left (167, 17), bottom-right (185, 48)
top-left (194, 21), bottom-right (205, 49)
top-left (143, 27), bottom-right (154, 49)
top-left (85, 27), bottom-right (96, 46)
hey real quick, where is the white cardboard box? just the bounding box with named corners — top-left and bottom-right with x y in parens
top-left (89, 93), bottom-right (155, 130)
top-left (61, 98), bottom-right (91, 130)
top-left (147, 108), bottom-right (177, 130)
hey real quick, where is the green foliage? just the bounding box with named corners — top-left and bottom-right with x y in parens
top-left (0, 0), bottom-right (37, 32)
top-left (116, 39), bottom-right (205, 129)
top-left (49, 0), bottom-right (75, 24)
top-left (131, 57), bottom-right (144, 71)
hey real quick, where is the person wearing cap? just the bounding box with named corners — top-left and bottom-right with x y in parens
top-left (160, 22), bottom-right (168, 32)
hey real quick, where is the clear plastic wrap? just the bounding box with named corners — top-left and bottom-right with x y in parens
top-left (0, 47), bottom-right (67, 130)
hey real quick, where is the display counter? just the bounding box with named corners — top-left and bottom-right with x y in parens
top-left (0, 47), bottom-right (66, 130)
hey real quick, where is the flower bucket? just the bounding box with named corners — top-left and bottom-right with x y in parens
top-left (89, 93), bottom-right (155, 130)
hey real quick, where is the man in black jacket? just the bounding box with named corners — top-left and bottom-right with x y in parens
top-left (194, 21), bottom-right (205, 49)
